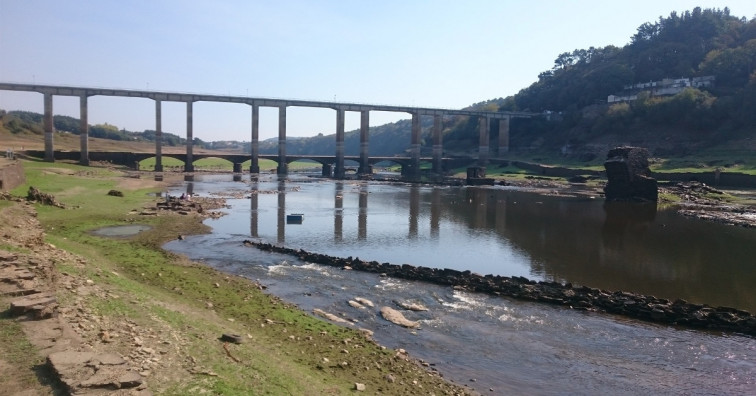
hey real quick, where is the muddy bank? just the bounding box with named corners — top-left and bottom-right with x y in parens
top-left (243, 240), bottom-right (756, 337)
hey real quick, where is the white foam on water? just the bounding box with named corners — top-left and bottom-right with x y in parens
top-left (374, 278), bottom-right (409, 291)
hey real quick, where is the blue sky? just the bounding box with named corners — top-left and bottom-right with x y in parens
top-left (1, 1), bottom-right (754, 142)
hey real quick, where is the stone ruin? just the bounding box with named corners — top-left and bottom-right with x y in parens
top-left (603, 146), bottom-right (658, 202)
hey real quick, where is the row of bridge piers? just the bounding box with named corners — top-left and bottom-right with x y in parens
top-left (10, 83), bottom-right (525, 180)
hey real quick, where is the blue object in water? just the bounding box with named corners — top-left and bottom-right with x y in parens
top-left (286, 213), bottom-right (304, 224)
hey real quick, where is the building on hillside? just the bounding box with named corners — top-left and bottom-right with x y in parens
top-left (608, 76), bottom-right (715, 103)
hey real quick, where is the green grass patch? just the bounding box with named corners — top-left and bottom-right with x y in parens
top-left (0, 309), bottom-right (54, 392)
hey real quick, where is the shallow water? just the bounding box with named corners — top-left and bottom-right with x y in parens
top-left (165, 174), bottom-right (756, 394)
top-left (91, 224), bottom-right (151, 237)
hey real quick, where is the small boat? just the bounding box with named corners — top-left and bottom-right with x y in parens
top-left (286, 213), bottom-right (304, 224)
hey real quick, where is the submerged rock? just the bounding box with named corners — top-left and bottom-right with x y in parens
top-left (395, 300), bottom-right (428, 311)
top-left (380, 306), bottom-right (420, 329)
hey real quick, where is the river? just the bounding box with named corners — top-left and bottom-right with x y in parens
top-left (164, 174), bottom-right (756, 395)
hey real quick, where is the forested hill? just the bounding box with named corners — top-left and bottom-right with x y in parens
top-left (466, 7), bottom-right (756, 158)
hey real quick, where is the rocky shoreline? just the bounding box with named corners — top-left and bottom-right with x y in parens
top-left (243, 240), bottom-right (756, 337)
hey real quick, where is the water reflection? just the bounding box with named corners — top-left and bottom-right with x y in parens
top-left (277, 181), bottom-right (285, 244)
top-left (229, 177), bottom-right (756, 312)
top-left (249, 182), bottom-right (258, 238)
top-left (358, 183), bottom-right (368, 240)
top-left (602, 201), bottom-right (657, 252)
top-left (409, 186), bottom-right (419, 239)
top-left (334, 182), bottom-right (343, 242)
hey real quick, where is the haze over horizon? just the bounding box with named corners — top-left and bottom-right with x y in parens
top-left (2, 1), bottom-right (755, 142)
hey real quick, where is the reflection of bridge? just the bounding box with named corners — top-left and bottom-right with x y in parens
top-left (0, 82), bottom-right (535, 179)
top-left (246, 181), bottom-right (442, 244)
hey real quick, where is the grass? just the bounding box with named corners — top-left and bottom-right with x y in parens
top-left (2, 159), bottom-right (466, 395)
top-left (0, 311), bottom-right (52, 391)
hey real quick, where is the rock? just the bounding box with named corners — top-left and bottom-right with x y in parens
top-left (9, 292), bottom-right (57, 316)
top-left (604, 146), bottom-right (658, 202)
top-left (313, 308), bottom-right (352, 325)
top-left (395, 300), bottom-right (428, 311)
top-left (380, 306), bottom-right (420, 329)
top-left (220, 334), bottom-right (244, 344)
top-left (348, 300), bottom-right (366, 309)
top-left (354, 297), bottom-right (374, 307)
top-left (26, 186), bottom-right (65, 208)
top-left (47, 351), bottom-right (143, 393)
top-left (354, 383), bottom-right (366, 391)
top-left (107, 190), bottom-right (124, 197)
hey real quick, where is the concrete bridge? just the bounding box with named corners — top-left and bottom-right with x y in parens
top-left (0, 82), bottom-right (535, 179)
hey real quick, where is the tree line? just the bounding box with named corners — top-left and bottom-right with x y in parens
top-left (0, 110), bottom-right (207, 148)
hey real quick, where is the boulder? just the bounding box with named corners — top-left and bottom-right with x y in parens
top-left (380, 306), bottom-right (420, 329)
top-left (604, 146), bottom-right (658, 202)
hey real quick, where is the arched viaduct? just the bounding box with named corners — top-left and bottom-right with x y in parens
top-left (0, 82), bottom-right (535, 179)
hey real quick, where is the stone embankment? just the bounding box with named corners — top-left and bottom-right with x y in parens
top-left (244, 240), bottom-right (756, 337)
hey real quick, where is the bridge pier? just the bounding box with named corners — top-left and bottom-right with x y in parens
top-left (43, 93), bottom-right (54, 162)
top-left (233, 163), bottom-right (243, 173)
top-left (277, 106), bottom-right (287, 176)
top-left (250, 103), bottom-right (260, 173)
top-left (432, 115), bottom-right (443, 174)
top-left (498, 115), bottom-right (510, 156)
top-left (321, 163), bottom-right (333, 177)
top-left (358, 110), bottom-right (370, 175)
top-left (478, 116), bottom-right (489, 167)
top-left (185, 101), bottom-right (194, 172)
top-left (155, 100), bottom-right (163, 172)
top-left (335, 108), bottom-right (345, 179)
top-left (408, 113), bottom-right (421, 180)
top-left (79, 95), bottom-right (90, 165)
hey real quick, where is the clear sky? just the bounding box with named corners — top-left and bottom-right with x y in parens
top-left (1, 1), bottom-right (754, 142)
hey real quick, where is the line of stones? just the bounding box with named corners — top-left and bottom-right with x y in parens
top-left (244, 241), bottom-right (756, 337)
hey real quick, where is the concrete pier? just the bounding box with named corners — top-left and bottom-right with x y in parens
top-left (358, 110), bottom-right (370, 175)
top-left (277, 106), bottom-right (287, 176)
top-left (250, 104), bottom-right (260, 173)
top-left (335, 108), bottom-right (345, 179)
top-left (409, 113), bottom-right (421, 179)
top-left (185, 101), bottom-right (194, 172)
top-left (155, 100), bottom-right (163, 172)
top-left (432, 115), bottom-right (443, 174)
top-left (79, 95), bottom-right (89, 165)
top-left (43, 93), bottom-right (54, 162)
top-left (478, 116), bottom-right (489, 167)
top-left (498, 116), bottom-right (510, 156)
